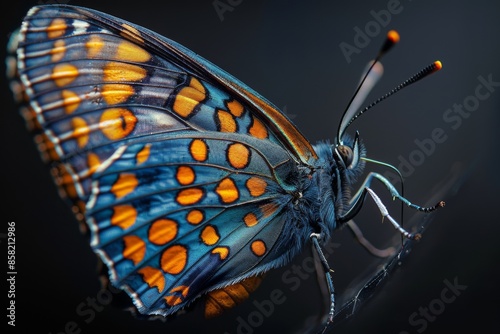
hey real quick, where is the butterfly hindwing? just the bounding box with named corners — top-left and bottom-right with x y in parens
top-left (85, 133), bottom-right (293, 315)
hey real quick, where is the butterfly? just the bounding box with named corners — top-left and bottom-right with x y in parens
top-left (7, 4), bottom-right (445, 331)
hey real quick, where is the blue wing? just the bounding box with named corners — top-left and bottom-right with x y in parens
top-left (10, 4), bottom-right (315, 316)
top-left (86, 133), bottom-right (297, 315)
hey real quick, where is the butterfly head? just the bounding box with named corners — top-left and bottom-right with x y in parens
top-left (334, 131), bottom-right (362, 171)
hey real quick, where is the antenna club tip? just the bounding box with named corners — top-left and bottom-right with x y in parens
top-left (379, 30), bottom-right (400, 57)
top-left (387, 30), bottom-right (400, 43)
top-left (433, 60), bottom-right (443, 71)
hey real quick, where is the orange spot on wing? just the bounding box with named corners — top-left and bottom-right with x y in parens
top-left (86, 35), bottom-right (104, 58)
top-left (87, 153), bottom-right (101, 175)
top-left (216, 110), bottom-right (237, 132)
top-left (186, 209), bottom-right (204, 225)
top-left (53, 164), bottom-right (78, 199)
top-left (176, 188), bottom-right (204, 205)
top-left (201, 225), bottom-right (220, 246)
top-left (103, 61), bottom-right (147, 82)
top-left (99, 108), bottom-right (137, 140)
top-left (138, 266), bottom-right (165, 293)
top-left (165, 295), bottom-right (183, 306)
top-left (248, 116), bottom-right (268, 139)
top-left (216, 178), bottom-right (239, 203)
top-left (122, 235), bottom-right (146, 265)
top-left (61, 90), bottom-right (81, 114)
top-left (111, 173), bottom-right (138, 199)
top-left (35, 133), bottom-right (60, 162)
top-left (101, 84), bottom-right (135, 104)
top-left (211, 246), bottom-right (229, 260)
top-left (251, 240), bottom-right (266, 257)
top-left (120, 23), bottom-right (145, 44)
top-left (170, 285), bottom-right (190, 297)
top-left (172, 77), bottom-right (206, 118)
top-left (51, 40), bottom-right (66, 62)
top-left (246, 177), bottom-right (267, 197)
top-left (188, 77), bottom-right (206, 94)
top-left (189, 139), bottom-right (208, 162)
top-left (244, 212), bottom-right (258, 227)
top-left (161, 245), bottom-right (187, 275)
top-left (165, 285), bottom-right (190, 306)
top-left (20, 105), bottom-right (41, 132)
top-left (172, 89), bottom-right (203, 117)
top-left (149, 219), bottom-right (178, 245)
top-left (111, 204), bottom-right (137, 229)
top-left (52, 63), bottom-right (79, 87)
top-left (176, 166), bottom-right (195, 185)
top-left (227, 143), bottom-right (250, 169)
top-left (71, 117), bottom-right (90, 148)
top-left (47, 18), bottom-right (66, 39)
top-left (136, 144), bottom-right (151, 165)
top-left (115, 41), bottom-right (151, 62)
top-left (227, 99), bottom-right (244, 117)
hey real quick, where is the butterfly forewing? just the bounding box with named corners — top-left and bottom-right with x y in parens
top-left (12, 4), bottom-right (312, 316)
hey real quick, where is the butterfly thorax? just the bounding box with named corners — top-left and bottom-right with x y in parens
top-left (306, 139), bottom-right (366, 242)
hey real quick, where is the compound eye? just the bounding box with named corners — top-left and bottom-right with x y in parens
top-left (337, 145), bottom-right (353, 167)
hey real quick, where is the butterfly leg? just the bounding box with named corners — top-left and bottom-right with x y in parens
top-left (346, 219), bottom-right (396, 257)
top-left (338, 172), bottom-right (445, 239)
top-left (310, 233), bottom-right (335, 333)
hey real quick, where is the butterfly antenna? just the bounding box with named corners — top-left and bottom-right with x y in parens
top-left (342, 60), bottom-right (443, 134)
top-left (337, 30), bottom-right (400, 144)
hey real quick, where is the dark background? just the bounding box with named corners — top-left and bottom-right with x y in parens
top-left (2, 0), bottom-right (499, 333)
